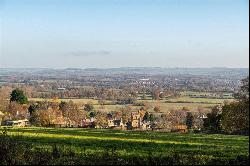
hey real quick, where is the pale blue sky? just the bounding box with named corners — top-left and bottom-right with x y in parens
top-left (0, 0), bottom-right (249, 68)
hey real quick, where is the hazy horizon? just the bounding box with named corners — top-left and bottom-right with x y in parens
top-left (0, 0), bottom-right (249, 68)
top-left (0, 66), bottom-right (249, 69)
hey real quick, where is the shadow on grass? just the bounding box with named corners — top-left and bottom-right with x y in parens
top-left (0, 134), bottom-right (249, 165)
top-left (4, 127), bottom-right (248, 148)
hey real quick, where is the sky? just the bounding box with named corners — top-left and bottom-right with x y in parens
top-left (0, 0), bottom-right (249, 68)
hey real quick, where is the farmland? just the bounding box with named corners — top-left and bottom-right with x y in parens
top-left (29, 91), bottom-right (234, 113)
top-left (0, 127), bottom-right (248, 165)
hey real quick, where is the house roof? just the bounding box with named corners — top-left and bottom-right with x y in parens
top-left (5, 119), bottom-right (29, 123)
top-left (173, 125), bottom-right (188, 130)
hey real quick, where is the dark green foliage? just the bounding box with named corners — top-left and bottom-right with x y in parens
top-left (203, 106), bottom-right (222, 133)
top-left (186, 112), bottom-right (194, 129)
top-left (234, 77), bottom-right (249, 102)
top-left (203, 77), bottom-right (249, 135)
top-left (221, 101), bottom-right (249, 135)
top-left (221, 77), bottom-right (249, 135)
top-left (143, 111), bottom-right (150, 122)
top-left (28, 104), bottom-right (42, 126)
top-left (89, 111), bottom-right (96, 118)
top-left (28, 104), bottom-right (38, 115)
top-left (59, 101), bottom-right (67, 111)
top-left (84, 103), bottom-right (94, 112)
top-left (10, 89), bottom-right (28, 104)
top-left (149, 114), bottom-right (156, 122)
top-left (29, 112), bottom-right (41, 126)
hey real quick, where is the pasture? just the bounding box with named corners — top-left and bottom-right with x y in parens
top-left (0, 127), bottom-right (248, 165)
top-left (29, 91), bottom-right (233, 113)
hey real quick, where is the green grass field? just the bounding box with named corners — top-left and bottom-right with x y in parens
top-left (0, 127), bottom-right (248, 165)
top-left (29, 98), bottom-right (100, 104)
top-left (165, 97), bottom-right (234, 104)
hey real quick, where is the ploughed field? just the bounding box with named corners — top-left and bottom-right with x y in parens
top-left (0, 127), bottom-right (249, 165)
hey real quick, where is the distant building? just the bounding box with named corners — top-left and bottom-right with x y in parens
top-left (107, 118), bottom-right (126, 130)
top-left (130, 110), bottom-right (147, 129)
top-left (82, 118), bottom-right (95, 128)
top-left (131, 111), bottom-right (141, 129)
top-left (107, 119), bottom-right (115, 128)
top-left (141, 122), bottom-right (151, 130)
top-left (197, 114), bottom-right (207, 119)
top-left (3, 119), bottom-right (30, 127)
top-left (171, 125), bottom-right (188, 133)
top-left (57, 88), bottom-right (66, 91)
top-left (114, 118), bottom-right (126, 129)
top-left (139, 78), bottom-right (150, 81)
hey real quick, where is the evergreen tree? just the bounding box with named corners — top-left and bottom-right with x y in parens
top-left (10, 89), bottom-right (28, 104)
top-left (186, 112), bottom-right (194, 129)
top-left (143, 111), bottom-right (150, 122)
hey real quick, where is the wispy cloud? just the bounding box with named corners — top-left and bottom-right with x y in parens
top-left (68, 50), bottom-right (111, 57)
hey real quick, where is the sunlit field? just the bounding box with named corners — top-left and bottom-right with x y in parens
top-left (0, 127), bottom-right (248, 165)
top-left (29, 91), bottom-right (234, 113)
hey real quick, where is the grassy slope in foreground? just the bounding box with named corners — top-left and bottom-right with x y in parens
top-left (2, 127), bottom-right (249, 158)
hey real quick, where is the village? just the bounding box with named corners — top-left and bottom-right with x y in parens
top-left (0, 106), bottom-right (208, 133)
top-left (0, 87), bottom-right (220, 134)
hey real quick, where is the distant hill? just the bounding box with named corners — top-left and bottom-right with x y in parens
top-left (0, 67), bottom-right (248, 79)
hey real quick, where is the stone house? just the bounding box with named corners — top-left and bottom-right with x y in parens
top-left (141, 122), bottom-right (151, 130)
top-left (107, 118), bottom-right (126, 129)
top-left (171, 125), bottom-right (188, 133)
top-left (3, 119), bottom-right (30, 127)
top-left (131, 111), bottom-right (141, 128)
top-left (82, 118), bottom-right (95, 128)
top-left (107, 119), bottom-right (115, 128)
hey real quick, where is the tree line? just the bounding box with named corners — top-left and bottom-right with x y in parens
top-left (0, 77), bottom-right (248, 135)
